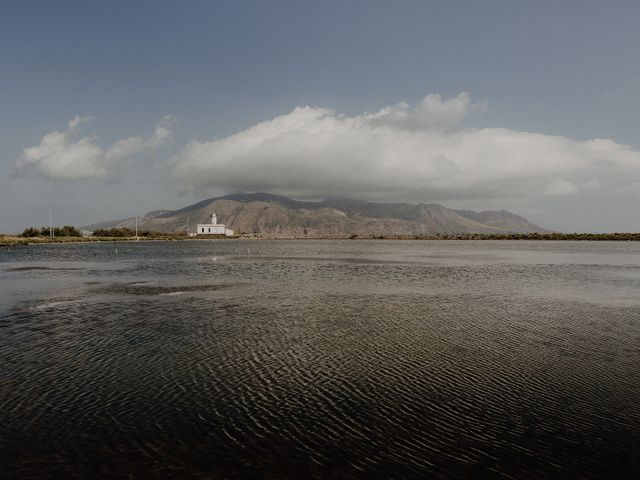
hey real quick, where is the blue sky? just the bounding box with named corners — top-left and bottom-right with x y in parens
top-left (2, 1), bottom-right (640, 232)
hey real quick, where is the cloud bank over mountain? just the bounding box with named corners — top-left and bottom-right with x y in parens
top-left (170, 93), bottom-right (640, 206)
top-left (15, 116), bottom-right (171, 180)
top-left (12, 92), bottom-right (640, 231)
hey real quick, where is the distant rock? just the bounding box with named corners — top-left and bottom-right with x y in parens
top-left (84, 193), bottom-right (547, 237)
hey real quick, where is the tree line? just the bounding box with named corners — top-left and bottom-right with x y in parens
top-left (91, 227), bottom-right (184, 238)
top-left (21, 226), bottom-right (82, 237)
top-left (20, 226), bottom-right (182, 238)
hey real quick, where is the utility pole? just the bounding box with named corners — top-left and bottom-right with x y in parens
top-left (187, 217), bottom-right (190, 237)
top-left (49, 209), bottom-right (53, 238)
top-left (135, 217), bottom-right (138, 240)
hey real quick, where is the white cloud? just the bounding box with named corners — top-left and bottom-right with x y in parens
top-left (170, 92), bottom-right (640, 205)
top-left (15, 116), bottom-right (172, 180)
top-left (365, 91), bottom-right (477, 131)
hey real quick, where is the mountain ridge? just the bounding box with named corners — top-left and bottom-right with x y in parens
top-left (85, 193), bottom-right (548, 236)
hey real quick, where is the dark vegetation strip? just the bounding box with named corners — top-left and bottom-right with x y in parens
top-left (346, 232), bottom-right (640, 241)
top-left (0, 226), bottom-right (230, 245)
top-left (2, 226), bottom-right (640, 245)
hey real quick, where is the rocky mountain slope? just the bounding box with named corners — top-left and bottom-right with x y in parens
top-left (85, 193), bottom-right (547, 237)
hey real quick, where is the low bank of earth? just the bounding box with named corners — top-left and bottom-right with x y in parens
top-left (2, 232), bottom-right (640, 245)
top-left (0, 235), bottom-right (209, 246)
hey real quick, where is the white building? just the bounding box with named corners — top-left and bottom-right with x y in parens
top-left (195, 212), bottom-right (234, 236)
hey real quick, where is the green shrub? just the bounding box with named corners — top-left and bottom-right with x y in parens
top-left (22, 225), bottom-right (81, 237)
top-left (21, 227), bottom-right (41, 237)
top-left (92, 227), bottom-right (135, 237)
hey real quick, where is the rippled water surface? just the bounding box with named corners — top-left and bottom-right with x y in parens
top-left (1, 240), bottom-right (640, 478)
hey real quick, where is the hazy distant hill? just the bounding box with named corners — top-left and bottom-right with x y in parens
top-left (85, 193), bottom-right (547, 237)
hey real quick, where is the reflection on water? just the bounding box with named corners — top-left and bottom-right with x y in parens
top-left (1, 240), bottom-right (640, 478)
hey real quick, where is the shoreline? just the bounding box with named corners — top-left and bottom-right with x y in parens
top-left (2, 232), bottom-right (640, 246)
top-left (0, 236), bottom-right (207, 246)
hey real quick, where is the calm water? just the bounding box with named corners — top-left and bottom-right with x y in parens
top-left (1, 240), bottom-right (639, 478)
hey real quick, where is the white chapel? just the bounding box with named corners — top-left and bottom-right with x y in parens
top-left (195, 212), bottom-right (234, 236)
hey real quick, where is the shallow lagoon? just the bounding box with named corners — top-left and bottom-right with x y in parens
top-left (1, 240), bottom-right (639, 478)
